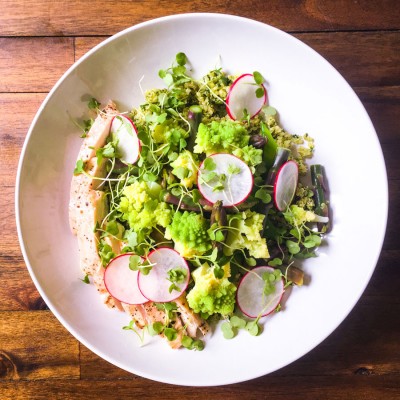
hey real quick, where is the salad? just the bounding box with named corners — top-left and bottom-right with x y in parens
top-left (69, 53), bottom-right (330, 350)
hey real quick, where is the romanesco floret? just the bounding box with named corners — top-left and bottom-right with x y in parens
top-left (232, 145), bottom-right (263, 170)
top-left (152, 121), bottom-right (189, 150)
top-left (186, 263), bottom-right (236, 316)
top-left (164, 211), bottom-right (211, 258)
top-left (224, 210), bottom-right (270, 259)
top-left (283, 205), bottom-right (318, 227)
top-left (118, 181), bottom-right (172, 232)
top-left (194, 119), bottom-right (249, 155)
top-left (170, 150), bottom-right (199, 188)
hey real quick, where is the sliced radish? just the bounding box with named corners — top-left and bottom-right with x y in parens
top-left (197, 153), bottom-right (253, 207)
top-left (138, 248), bottom-right (190, 303)
top-left (274, 160), bottom-right (299, 211)
top-left (237, 266), bottom-right (284, 318)
top-left (110, 115), bottom-right (141, 164)
top-left (226, 73), bottom-right (267, 120)
top-left (104, 254), bottom-right (149, 305)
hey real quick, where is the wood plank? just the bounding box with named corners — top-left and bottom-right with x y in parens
top-left (295, 32), bottom-right (400, 88)
top-left (0, 311), bottom-right (79, 380)
top-left (0, 38), bottom-right (73, 92)
top-left (0, 375), bottom-right (398, 400)
top-left (0, 93), bottom-right (46, 187)
top-left (1, 0), bottom-right (400, 37)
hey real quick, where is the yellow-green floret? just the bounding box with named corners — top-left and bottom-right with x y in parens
top-left (170, 150), bottom-right (199, 189)
top-left (118, 181), bottom-right (172, 232)
top-left (194, 119), bottom-right (249, 155)
top-left (165, 211), bottom-right (212, 258)
top-left (186, 263), bottom-right (236, 317)
top-left (224, 210), bottom-right (270, 259)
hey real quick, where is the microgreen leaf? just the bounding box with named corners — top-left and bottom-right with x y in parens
top-left (221, 322), bottom-right (235, 339)
top-left (88, 97), bottom-right (100, 110)
top-left (246, 321), bottom-right (260, 336)
top-left (164, 327), bottom-right (178, 341)
top-left (204, 157), bottom-right (217, 171)
top-left (182, 335), bottom-right (194, 349)
top-left (253, 71), bottom-right (264, 85)
top-left (176, 52), bottom-right (187, 66)
top-left (255, 87), bottom-right (265, 98)
top-left (286, 240), bottom-right (301, 255)
top-left (129, 255), bottom-right (141, 271)
top-left (230, 316), bottom-right (246, 329)
top-left (74, 159), bottom-right (84, 175)
top-left (80, 274), bottom-right (90, 284)
top-left (268, 258), bottom-right (283, 267)
top-left (255, 188), bottom-right (272, 204)
top-left (213, 265), bottom-right (224, 279)
top-left (227, 164), bottom-right (241, 175)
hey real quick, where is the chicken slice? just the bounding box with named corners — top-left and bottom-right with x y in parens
top-left (175, 294), bottom-right (209, 337)
top-left (77, 101), bottom-right (117, 163)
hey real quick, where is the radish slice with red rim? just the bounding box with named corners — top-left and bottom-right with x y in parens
top-left (110, 115), bottom-right (141, 165)
top-left (237, 266), bottom-right (284, 318)
top-left (226, 73), bottom-right (267, 120)
top-left (197, 153), bottom-right (253, 207)
top-left (138, 248), bottom-right (190, 303)
top-left (274, 160), bottom-right (299, 211)
top-left (104, 254), bottom-right (149, 305)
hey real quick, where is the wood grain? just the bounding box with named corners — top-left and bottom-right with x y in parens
top-left (1, 0), bottom-right (400, 37)
top-left (0, 375), bottom-right (399, 400)
top-left (0, 311), bottom-right (79, 380)
top-left (1, 1), bottom-right (399, 396)
top-left (0, 38), bottom-right (73, 92)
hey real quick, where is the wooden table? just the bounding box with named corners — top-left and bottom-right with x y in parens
top-left (1, 1), bottom-right (399, 398)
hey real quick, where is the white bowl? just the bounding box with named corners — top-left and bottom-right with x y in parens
top-left (16, 13), bottom-right (388, 386)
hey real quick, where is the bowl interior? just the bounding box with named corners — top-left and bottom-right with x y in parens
top-left (16, 14), bottom-right (387, 386)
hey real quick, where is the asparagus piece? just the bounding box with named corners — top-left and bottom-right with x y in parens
top-left (210, 200), bottom-right (227, 252)
top-left (261, 122), bottom-right (278, 169)
top-left (310, 164), bottom-right (330, 232)
top-left (163, 192), bottom-right (202, 212)
top-left (186, 105), bottom-right (203, 151)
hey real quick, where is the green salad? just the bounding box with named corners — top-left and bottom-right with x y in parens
top-left (70, 52), bottom-right (330, 349)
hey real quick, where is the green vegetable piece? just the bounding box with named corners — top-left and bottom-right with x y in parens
top-left (182, 335), bottom-right (194, 349)
top-left (81, 274), bottom-right (90, 284)
top-left (128, 255), bottom-right (141, 271)
top-left (255, 188), bottom-right (272, 204)
top-left (74, 159), bottom-right (84, 175)
top-left (88, 97), bottom-right (100, 110)
top-left (164, 327), bottom-right (178, 341)
top-left (253, 71), bottom-right (264, 85)
top-left (261, 122), bottom-right (278, 169)
top-left (246, 321), bottom-right (260, 336)
top-left (268, 258), bottom-right (283, 267)
top-left (221, 322), bottom-right (235, 339)
top-left (204, 157), bottom-right (217, 171)
top-left (148, 321), bottom-right (164, 336)
top-left (193, 339), bottom-right (205, 351)
top-left (286, 240), bottom-right (301, 255)
top-left (255, 87), bottom-right (265, 98)
top-left (230, 316), bottom-right (246, 329)
top-left (176, 52), bottom-right (187, 66)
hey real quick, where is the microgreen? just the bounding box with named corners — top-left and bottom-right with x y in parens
top-left (204, 157), bottom-right (216, 171)
top-left (73, 159), bottom-right (84, 175)
top-left (167, 267), bottom-right (187, 293)
top-left (164, 327), bottom-right (178, 341)
top-left (88, 97), bottom-right (100, 110)
top-left (80, 274), bottom-right (90, 284)
top-left (253, 71), bottom-right (264, 85)
top-left (255, 188), bottom-right (272, 204)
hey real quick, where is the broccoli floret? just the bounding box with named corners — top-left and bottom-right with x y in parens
top-left (170, 150), bottom-right (199, 189)
top-left (119, 181), bottom-right (172, 232)
top-left (187, 263), bottom-right (236, 316)
top-left (165, 211), bottom-right (212, 258)
top-left (194, 119), bottom-right (249, 155)
top-left (224, 210), bottom-right (270, 259)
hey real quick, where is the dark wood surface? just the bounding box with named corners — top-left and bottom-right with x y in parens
top-left (0, 1), bottom-right (399, 398)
